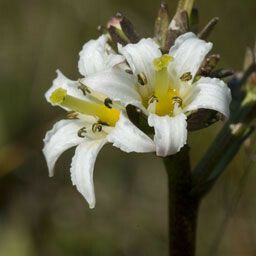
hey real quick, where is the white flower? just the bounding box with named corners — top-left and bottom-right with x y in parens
top-left (92, 32), bottom-right (232, 157)
top-left (43, 35), bottom-right (155, 209)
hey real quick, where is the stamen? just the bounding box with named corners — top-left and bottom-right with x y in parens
top-left (78, 79), bottom-right (109, 104)
top-left (180, 72), bottom-right (192, 82)
top-left (172, 96), bottom-right (183, 107)
top-left (148, 95), bottom-right (158, 104)
top-left (77, 80), bottom-right (125, 112)
top-left (137, 72), bottom-right (147, 85)
top-left (67, 111), bottom-right (79, 119)
top-left (104, 98), bottom-right (113, 108)
top-left (92, 123), bottom-right (103, 133)
top-left (78, 127), bottom-right (87, 138)
top-left (125, 69), bottom-right (133, 75)
top-left (50, 88), bottom-right (120, 126)
top-left (78, 79), bottom-right (91, 95)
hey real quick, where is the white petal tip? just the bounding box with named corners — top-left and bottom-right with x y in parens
top-left (48, 172), bottom-right (54, 178)
top-left (148, 113), bottom-right (187, 157)
top-left (89, 203), bottom-right (95, 209)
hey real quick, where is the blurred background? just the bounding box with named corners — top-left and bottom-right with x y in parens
top-left (0, 0), bottom-right (256, 255)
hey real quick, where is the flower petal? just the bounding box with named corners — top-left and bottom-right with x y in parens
top-left (43, 119), bottom-right (84, 177)
top-left (148, 113), bottom-right (187, 157)
top-left (70, 139), bottom-right (107, 209)
top-left (169, 32), bottom-right (212, 78)
top-left (107, 112), bottom-right (155, 153)
top-left (78, 35), bottom-right (124, 76)
top-left (185, 77), bottom-right (232, 118)
top-left (118, 38), bottom-right (162, 89)
top-left (45, 70), bottom-right (85, 104)
top-left (81, 68), bottom-right (142, 106)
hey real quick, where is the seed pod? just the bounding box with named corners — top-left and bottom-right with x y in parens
top-left (120, 16), bottom-right (140, 43)
top-left (187, 109), bottom-right (223, 131)
top-left (126, 105), bottom-right (154, 135)
top-left (198, 54), bottom-right (220, 76)
top-left (108, 25), bottom-right (129, 46)
top-left (154, 2), bottom-right (170, 49)
top-left (164, 10), bottom-right (189, 52)
top-left (209, 69), bottom-right (234, 79)
top-left (198, 17), bottom-right (219, 40)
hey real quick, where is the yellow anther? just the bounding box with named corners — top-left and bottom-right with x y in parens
top-left (92, 123), bottom-right (103, 133)
top-left (180, 72), bottom-right (192, 82)
top-left (67, 111), bottom-right (79, 119)
top-left (50, 88), bottom-right (67, 105)
top-left (153, 54), bottom-right (173, 71)
top-left (77, 127), bottom-right (87, 138)
top-left (137, 72), bottom-right (148, 85)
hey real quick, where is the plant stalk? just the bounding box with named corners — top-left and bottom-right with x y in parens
top-left (164, 146), bottom-right (199, 256)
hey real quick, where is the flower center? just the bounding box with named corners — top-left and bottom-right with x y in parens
top-left (152, 55), bottom-right (181, 116)
top-left (50, 88), bottom-right (120, 126)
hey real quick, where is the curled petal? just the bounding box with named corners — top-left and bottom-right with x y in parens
top-left (82, 68), bottom-right (142, 106)
top-left (70, 139), bottom-right (107, 209)
top-left (43, 120), bottom-right (84, 177)
top-left (107, 112), bottom-right (155, 153)
top-left (148, 113), bottom-right (187, 157)
top-left (45, 70), bottom-right (86, 104)
top-left (78, 35), bottom-right (124, 76)
top-left (185, 77), bottom-right (232, 118)
top-left (169, 32), bottom-right (212, 78)
top-left (118, 38), bottom-right (162, 88)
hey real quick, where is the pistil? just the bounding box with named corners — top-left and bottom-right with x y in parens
top-left (153, 55), bottom-right (178, 116)
top-left (50, 88), bottom-right (120, 126)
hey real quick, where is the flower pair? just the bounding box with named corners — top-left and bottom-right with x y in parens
top-left (43, 32), bottom-right (231, 208)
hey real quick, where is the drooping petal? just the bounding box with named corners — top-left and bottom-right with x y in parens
top-left (148, 113), bottom-right (187, 157)
top-left (78, 35), bottom-right (124, 76)
top-left (43, 120), bottom-right (85, 177)
top-left (118, 38), bottom-right (162, 89)
top-left (107, 112), bottom-right (155, 153)
top-left (70, 139), bottom-right (107, 209)
top-left (169, 32), bottom-right (212, 79)
top-left (81, 68), bottom-right (142, 106)
top-left (184, 77), bottom-right (231, 118)
top-left (45, 70), bottom-right (85, 104)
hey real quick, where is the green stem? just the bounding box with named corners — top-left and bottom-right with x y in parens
top-left (164, 146), bottom-right (199, 256)
top-left (191, 98), bottom-right (256, 197)
top-left (192, 63), bottom-right (256, 196)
